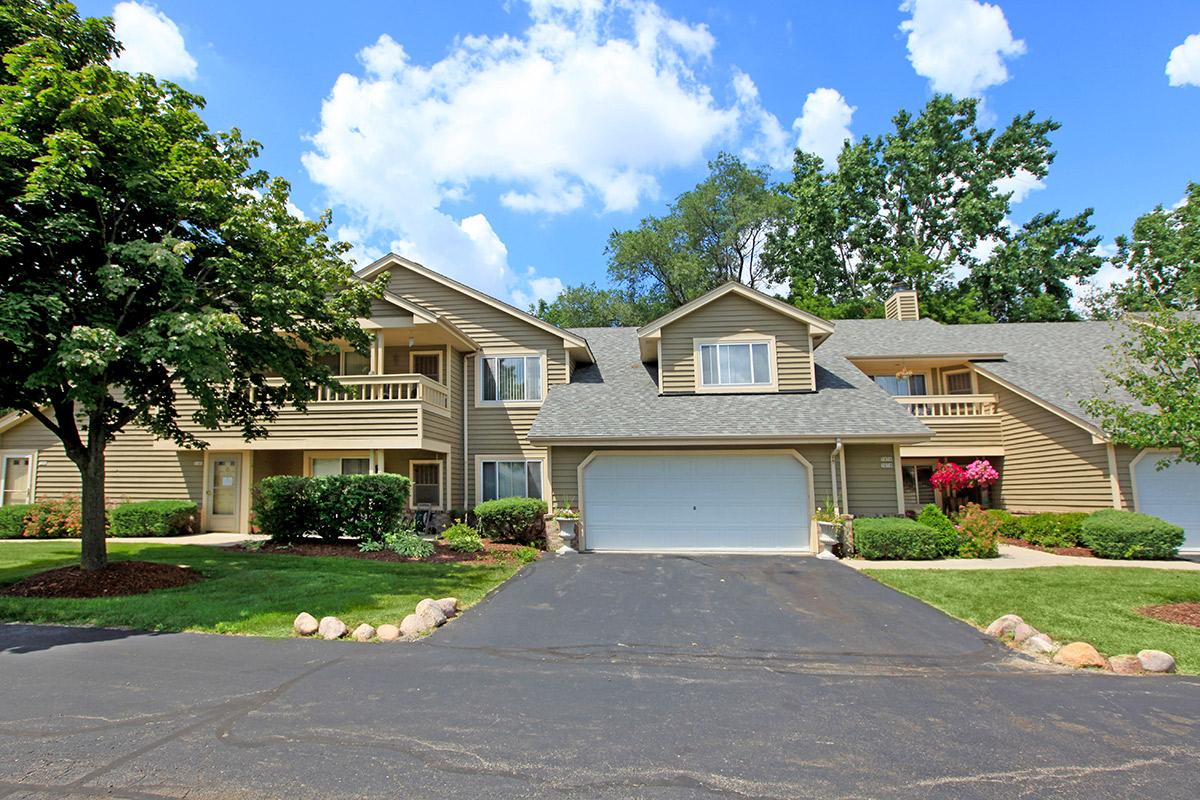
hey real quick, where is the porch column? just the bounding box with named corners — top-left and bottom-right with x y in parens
top-left (369, 332), bottom-right (385, 375)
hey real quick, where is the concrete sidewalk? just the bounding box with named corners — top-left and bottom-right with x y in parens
top-left (3, 532), bottom-right (267, 546)
top-left (843, 543), bottom-right (1200, 570)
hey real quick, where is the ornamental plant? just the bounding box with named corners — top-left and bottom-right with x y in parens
top-left (929, 459), bottom-right (999, 492)
top-left (954, 503), bottom-right (1001, 558)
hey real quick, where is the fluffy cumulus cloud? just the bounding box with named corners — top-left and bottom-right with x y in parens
top-left (109, 2), bottom-right (197, 81)
top-left (303, 0), bottom-right (759, 302)
top-left (992, 167), bottom-right (1045, 204)
top-left (732, 74), bottom-right (854, 170)
top-left (793, 88), bottom-right (856, 167)
top-left (899, 0), bottom-right (1025, 97)
top-left (1166, 33), bottom-right (1200, 87)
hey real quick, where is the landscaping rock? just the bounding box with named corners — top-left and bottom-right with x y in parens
top-left (1110, 655), bottom-right (1144, 675)
top-left (1024, 633), bottom-right (1055, 655)
top-left (416, 598), bottom-right (448, 627)
top-left (1053, 641), bottom-right (1108, 669)
top-left (1011, 622), bottom-right (1037, 644)
top-left (435, 597), bottom-right (459, 618)
top-left (1137, 649), bottom-right (1177, 674)
top-left (400, 613), bottom-right (434, 638)
top-left (376, 624), bottom-right (401, 642)
top-left (293, 612), bottom-right (319, 636)
top-left (317, 616), bottom-right (347, 640)
top-left (984, 614), bottom-right (1023, 638)
top-left (351, 623), bottom-right (376, 642)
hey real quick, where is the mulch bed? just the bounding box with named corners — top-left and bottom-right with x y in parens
top-left (1000, 537), bottom-right (1096, 558)
top-left (1, 561), bottom-right (203, 599)
top-left (1137, 602), bottom-right (1200, 629)
top-left (234, 539), bottom-right (537, 564)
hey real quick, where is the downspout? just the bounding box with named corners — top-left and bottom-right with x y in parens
top-left (463, 353), bottom-right (470, 510)
top-left (830, 438), bottom-right (844, 515)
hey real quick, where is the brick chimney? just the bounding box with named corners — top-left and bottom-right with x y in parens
top-left (884, 284), bottom-right (919, 321)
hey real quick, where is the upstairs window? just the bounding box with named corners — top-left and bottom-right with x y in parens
top-left (872, 374), bottom-right (928, 396)
top-left (480, 355), bottom-right (542, 402)
top-left (699, 342), bottom-right (771, 387)
top-left (944, 371), bottom-right (973, 395)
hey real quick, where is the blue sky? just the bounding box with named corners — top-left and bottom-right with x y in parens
top-left (78, 0), bottom-right (1200, 308)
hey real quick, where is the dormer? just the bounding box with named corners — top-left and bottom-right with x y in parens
top-left (637, 283), bottom-right (835, 395)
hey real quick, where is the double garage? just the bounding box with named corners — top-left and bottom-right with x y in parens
top-left (1132, 453), bottom-right (1200, 553)
top-left (579, 452), bottom-right (815, 552)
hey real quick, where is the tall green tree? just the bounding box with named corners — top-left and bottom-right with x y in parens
top-left (0, 1), bottom-right (377, 570)
top-left (538, 153), bottom-right (788, 327)
top-left (1107, 182), bottom-right (1200, 312)
top-left (765, 95), bottom-right (1099, 322)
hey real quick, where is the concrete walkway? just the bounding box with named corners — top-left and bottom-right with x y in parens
top-left (3, 532), bottom-right (267, 546)
top-left (844, 543), bottom-right (1200, 570)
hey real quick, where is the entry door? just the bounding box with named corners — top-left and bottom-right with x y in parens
top-left (582, 453), bottom-right (811, 551)
top-left (2, 455), bottom-right (32, 506)
top-left (207, 454), bottom-right (242, 532)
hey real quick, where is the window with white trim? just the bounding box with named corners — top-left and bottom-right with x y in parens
top-left (311, 456), bottom-right (371, 476)
top-left (317, 350), bottom-right (371, 376)
top-left (410, 461), bottom-right (443, 507)
top-left (699, 341), bottom-right (771, 386)
top-left (944, 371), bottom-right (973, 395)
top-left (480, 355), bottom-right (542, 402)
top-left (480, 459), bottom-right (543, 502)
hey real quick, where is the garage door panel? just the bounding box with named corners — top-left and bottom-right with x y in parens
top-left (583, 453), bottom-right (810, 551)
top-left (1134, 456), bottom-right (1200, 552)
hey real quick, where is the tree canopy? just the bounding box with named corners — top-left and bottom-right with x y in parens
top-left (0, 0), bottom-right (377, 569)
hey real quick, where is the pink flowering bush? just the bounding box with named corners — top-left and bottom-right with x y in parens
top-left (930, 459), bottom-right (999, 493)
top-left (963, 459), bottom-right (999, 487)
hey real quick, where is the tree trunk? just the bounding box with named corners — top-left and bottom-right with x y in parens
top-left (78, 418), bottom-right (108, 572)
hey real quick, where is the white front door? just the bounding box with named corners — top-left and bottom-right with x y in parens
top-left (1134, 455), bottom-right (1200, 553)
top-left (582, 453), bottom-right (811, 552)
top-left (206, 453), bottom-right (242, 532)
top-left (1, 455), bottom-right (32, 506)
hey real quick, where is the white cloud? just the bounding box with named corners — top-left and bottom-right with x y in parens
top-left (993, 167), bottom-right (1045, 204)
top-left (793, 88), bottom-right (855, 168)
top-left (1167, 33), bottom-right (1200, 87)
top-left (109, 2), bottom-right (198, 81)
top-left (1069, 242), bottom-right (1127, 311)
top-left (303, 0), bottom-right (749, 303)
top-left (511, 269), bottom-right (567, 310)
top-left (899, 0), bottom-right (1025, 97)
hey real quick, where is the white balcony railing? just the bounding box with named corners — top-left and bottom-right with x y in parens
top-left (313, 373), bottom-right (450, 411)
top-left (895, 394), bottom-right (998, 417)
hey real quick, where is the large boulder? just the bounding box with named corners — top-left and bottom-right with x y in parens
top-left (435, 597), bottom-right (459, 618)
top-left (400, 613), bottom-right (434, 638)
top-left (1053, 641), bottom-right (1107, 669)
top-left (984, 614), bottom-right (1023, 638)
top-left (1137, 649), bottom-right (1177, 674)
top-left (416, 598), bottom-right (448, 627)
top-left (1110, 655), bottom-right (1144, 675)
top-left (317, 616), bottom-right (347, 640)
top-left (1023, 633), bottom-right (1055, 655)
top-left (293, 612), bottom-right (319, 636)
top-left (1011, 623), bottom-right (1038, 644)
top-left (376, 624), bottom-right (401, 642)
top-left (351, 623), bottom-right (376, 642)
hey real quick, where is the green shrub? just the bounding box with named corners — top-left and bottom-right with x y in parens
top-left (986, 508), bottom-right (1022, 540)
top-left (385, 529), bottom-right (435, 559)
top-left (253, 474), bottom-right (410, 542)
top-left (854, 517), bottom-right (946, 560)
top-left (513, 545), bottom-right (539, 564)
top-left (443, 522), bottom-right (484, 553)
top-left (955, 503), bottom-right (1001, 558)
top-left (1017, 512), bottom-right (1088, 548)
top-left (1081, 509), bottom-right (1184, 560)
top-left (108, 500), bottom-right (198, 537)
top-left (915, 504), bottom-right (960, 557)
top-left (0, 504), bottom-right (32, 539)
top-left (22, 496), bottom-right (83, 538)
top-left (473, 497), bottom-right (548, 545)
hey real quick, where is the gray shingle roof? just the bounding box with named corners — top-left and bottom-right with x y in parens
top-left (528, 327), bottom-right (932, 441)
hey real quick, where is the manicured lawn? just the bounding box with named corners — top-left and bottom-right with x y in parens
top-left (864, 567), bottom-right (1200, 674)
top-left (0, 541), bottom-right (522, 637)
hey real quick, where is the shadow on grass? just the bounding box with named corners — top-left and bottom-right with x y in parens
top-left (0, 542), bottom-right (521, 638)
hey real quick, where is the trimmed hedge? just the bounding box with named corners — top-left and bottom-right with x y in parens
top-left (1081, 509), bottom-right (1184, 560)
top-left (986, 508), bottom-right (1022, 540)
top-left (1016, 512), bottom-right (1088, 548)
top-left (855, 517), bottom-right (947, 560)
top-left (0, 503), bottom-right (32, 539)
top-left (473, 497), bottom-right (548, 545)
top-left (915, 504), bottom-right (960, 558)
top-left (253, 473), bottom-right (410, 542)
top-left (108, 500), bottom-right (198, 537)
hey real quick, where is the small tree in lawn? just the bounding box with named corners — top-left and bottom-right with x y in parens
top-left (0, 2), bottom-right (378, 570)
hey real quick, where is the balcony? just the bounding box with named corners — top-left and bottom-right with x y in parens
top-left (310, 374), bottom-right (450, 413)
top-left (895, 394), bottom-right (1004, 456)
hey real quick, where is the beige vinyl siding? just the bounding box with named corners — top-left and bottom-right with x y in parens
top-left (383, 267), bottom-right (569, 506)
top-left (445, 349), bottom-right (466, 509)
top-left (173, 396), bottom-right (420, 446)
top-left (843, 444), bottom-right (900, 516)
top-left (1113, 445), bottom-right (1139, 510)
top-left (0, 416), bottom-right (203, 504)
top-left (980, 376), bottom-right (1116, 512)
top-left (658, 293), bottom-right (814, 394)
top-left (907, 417), bottom-right (1003, 452)
top-left (549, 444), bottom-right (835, 513)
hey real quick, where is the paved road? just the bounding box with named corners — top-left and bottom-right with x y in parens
top-left (1, 554), bottom-right (1198, 799)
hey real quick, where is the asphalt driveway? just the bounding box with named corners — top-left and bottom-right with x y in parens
top-left (1, 554), bottom-right (1198, 799)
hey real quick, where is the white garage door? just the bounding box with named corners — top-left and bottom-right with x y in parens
top-left (582, 453), bottom-right (811, 552)
top-left (1134, 455), bottom-right (1200, 552)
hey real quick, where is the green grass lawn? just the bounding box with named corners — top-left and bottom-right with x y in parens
top-left (864, 567), bottom-right (1200, 674)
top-left (0, 541), bottom-right (522, 637)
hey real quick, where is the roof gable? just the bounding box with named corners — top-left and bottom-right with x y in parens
top-left (638, 282), bottom-right (836, 341)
